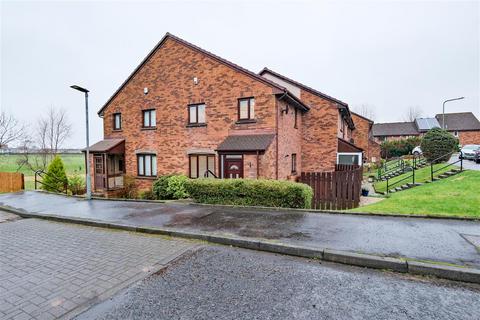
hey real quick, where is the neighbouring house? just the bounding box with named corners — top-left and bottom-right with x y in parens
top-left (86, 33), bottom-right (362, 196)
top-left (435, 112), bottom-right (480, 145)
top-left (372, 112), bottom-right (480, 146)
top-left (350, 112), bottom-right (381, 163)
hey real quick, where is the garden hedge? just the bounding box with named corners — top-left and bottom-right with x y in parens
top-left (380, 137), bottom-right (422, 158)
top-left (153, 174), bottom-right (189, 199)
top-left (184, 178), bottom-right (313, 209)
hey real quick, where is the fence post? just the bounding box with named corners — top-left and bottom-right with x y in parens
top-left (34, 171), bottom-right (37, 190)
top-left (386, 178), bottom-right (389, 194)
top-left (430, 163), bottom-right (433, 181)
top-left (461, 155), bottom-right (463, 171)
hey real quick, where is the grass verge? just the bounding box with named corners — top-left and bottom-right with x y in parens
top-left (354, 170), bottom-right (480, 218)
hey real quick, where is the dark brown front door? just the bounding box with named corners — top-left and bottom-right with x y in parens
top-left (224, 159), bottom-right (243, 179)
top-left (94, 155), bottom-right (105, 190)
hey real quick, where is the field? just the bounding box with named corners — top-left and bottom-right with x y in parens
top-left (354, 170), bottom-right (480, 218)
top-left (0, 154), bottom-right (84, 190)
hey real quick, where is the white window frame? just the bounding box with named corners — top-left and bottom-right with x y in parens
top-left (336, 152), bottom-right (363, 166)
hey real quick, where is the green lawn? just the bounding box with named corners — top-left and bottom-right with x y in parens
top-left (373, 163), bottom-right (455, 193)
top-left (355, 170), bottom-right (480, 218)
top-left (0, 154), bottom-right (84, 190)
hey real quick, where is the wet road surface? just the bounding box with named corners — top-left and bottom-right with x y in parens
top-left (77, 246), bottom-right (480, 320)
top-left (1, 191), bottom-right (479, 267)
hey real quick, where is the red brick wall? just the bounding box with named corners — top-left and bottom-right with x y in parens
top-left (458, 131), bottom-right (480, 145)
top-left (101, 37), bottom-right (281, 189)
top-left (277, 99), bottom-right (302, 180)
top-left (351, 114), bottom-right (370, 159)
top-left (299, 90), bottom-right (339, 172)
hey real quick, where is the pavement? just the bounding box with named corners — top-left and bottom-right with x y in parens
top-left (449, 152), bottom-right (480, 170)
top-left (0, 191), bottom-right (479, 269)
top-left (0, 217), bottom-right (197, 320)
top-left (77, 246), bottom-right (480, 320)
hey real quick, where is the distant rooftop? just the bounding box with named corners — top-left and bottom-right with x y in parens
top-left (435, 112), bottom-right (480, 131)
top-left (414, 117), bottom-right (440, 132)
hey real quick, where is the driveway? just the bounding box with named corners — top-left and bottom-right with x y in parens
top-left (0, 217), bottom-right (197, 320)
top-left (1, 191), bottom-right (479, 268)
top-left (449, 152), bottom-right (480, 170)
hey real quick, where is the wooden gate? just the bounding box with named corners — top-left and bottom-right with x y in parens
top-left (300, 165), bottom-right (362, 210)
top-left (0, 172), bottom-right (25, 193)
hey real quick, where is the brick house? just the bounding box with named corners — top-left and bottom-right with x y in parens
top-left (87, 33), bottom-right (362, 195)
top-left (372, 112), bottom-right (480, 146)
top-left (350, 112), bottom-right (381, 163)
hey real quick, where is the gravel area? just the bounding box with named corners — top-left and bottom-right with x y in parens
top-left (78, 246), bottom-right (480, 320)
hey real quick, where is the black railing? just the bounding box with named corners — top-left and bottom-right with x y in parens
top-left (377, 157), bottom-right (405, 180)
top-left (34, 170), bottom-right (68, 194)
top-left (430, 152), bottom-right (463, 181)
top-left (203, 169), bottom-right (218, 178)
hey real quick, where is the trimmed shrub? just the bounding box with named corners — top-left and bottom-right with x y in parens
top-left (380, 137), bottom-right (422, 159)
top-left (153, 174), bottom-right (189, 200)
top-left (421, 128), bottom-right (458, 163)
top-left (139, 189), bottom-right (156, 200)
top-left (42, 155), bottom-right (68, 192)
top-left (185, 178), bottom-right (313, 209)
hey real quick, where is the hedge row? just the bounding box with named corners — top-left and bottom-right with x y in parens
top-left (381, 137), bottom-right (422, 158)
top-left (184, 178), bottom-right (313, 209)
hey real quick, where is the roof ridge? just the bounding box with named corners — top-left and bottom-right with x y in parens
top-left (98, 33), bottom-right (294, 115)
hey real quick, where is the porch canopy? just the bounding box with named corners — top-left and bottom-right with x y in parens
top-left (216, 134), bottom-right (275, 152)
top-left (85, 138), bottom-right (125, 154)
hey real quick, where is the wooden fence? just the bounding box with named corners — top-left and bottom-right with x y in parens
top-left (0, 172), bottom-right (25, 193)
top-left (300, 165), bottom-right (362, 210)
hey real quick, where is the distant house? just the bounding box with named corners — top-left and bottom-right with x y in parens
top-left (372, 112), bottom-right (480, 145)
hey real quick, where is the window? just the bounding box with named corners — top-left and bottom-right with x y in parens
top-left (189, 155), bottom-right (215, 178)
top-left (294, 108), bottom-right (298, 129)
top-left (291, 153), bottom-right (297, 174)
top-left (142, 109), bottom-right (156, 128)
top-left (238, 97), bottom-right (255, 121)
top-left (137, 154), bottom-right (157, 177)
top-left (113, 113), bottom-right (122, 130)
top-left (188, 103), bottom-right (206, 124)
top-left (453, 131), bottom-right (459, 137)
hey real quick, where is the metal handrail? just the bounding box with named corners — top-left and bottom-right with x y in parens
top-left (34, 169), bottom-right (68, 194)
top-left (203, 169), bottom-right (218, 178)
top-left (430, 152), bottom-right (463, 181)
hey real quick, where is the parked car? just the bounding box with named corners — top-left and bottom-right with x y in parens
top-left (459, 145), bottom-right (480, 160)
top-left (474, 149), bottom-right (480, 164)
top-left (412, 146), bottom-right (422, 156)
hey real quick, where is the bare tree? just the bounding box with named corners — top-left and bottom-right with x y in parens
top-left (352, 104), bottom-right (376, 121)
top-left (17, 107), bottom-right (72, 171)
top-left (0, 111), bottom-right (24, 148)
top-left (403, 106), bottom-right (423, 122)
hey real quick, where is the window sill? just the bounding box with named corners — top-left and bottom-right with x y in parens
top-left (235, 119), bottom-right (256, 125)
top-left (136, 176), bottom-right (157, 180)
top-left (291, 171), bottom-right (298, 176)
top-left (141, 127), bottom-right (157, 131)
top-left (112, 129), bottom-right (123, 132)
top-left (186, 123), bottom-right (207, 128)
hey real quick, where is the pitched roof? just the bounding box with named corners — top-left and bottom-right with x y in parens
top-left (372, 122), bottom-right (419, 137)
top-left (98, 33), bottom-right (308, 115)
top-left (435, 112), bottom-right (480, 131)
top-left (216, 134), bottom-right (275, 151)
top-left (85, 139), bottom-right (124, 152)
top-left (351, 111), bottom-right (373, 124)
top-left (259, 67), bottom-right (349, 107)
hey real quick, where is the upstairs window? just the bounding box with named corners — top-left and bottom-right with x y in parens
top-left (113, 113), bottom-right (122, 130)
top-left (137, 154), bottom-right (157, 177)
top-left (142, 109), bottom-right (156, 128)
top-left (238, 97), bottom-right (255, 121)
top-left (188, 103), bottom-right (206, 125)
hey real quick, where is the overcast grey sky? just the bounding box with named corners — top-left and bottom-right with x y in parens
top-left (1, 0), bottom-right (479, 148)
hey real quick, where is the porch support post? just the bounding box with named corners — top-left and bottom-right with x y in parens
top-left (256, 150), bottom-right (259, 179)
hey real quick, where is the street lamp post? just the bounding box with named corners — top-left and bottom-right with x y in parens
top-left (70, 85), bottom-right (91, 200)
top-left (442, 97), bottom-right (465, 129)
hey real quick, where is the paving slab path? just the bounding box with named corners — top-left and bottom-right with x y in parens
top-left (1, 191), bottom-right (479, 268)
top-left (0, 218), bottom-right (197, 320)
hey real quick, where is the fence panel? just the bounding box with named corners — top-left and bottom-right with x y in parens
top-left (300, 166), bottom-right (362, 210)
top-left (0, 172), bottom-right (24, 193)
